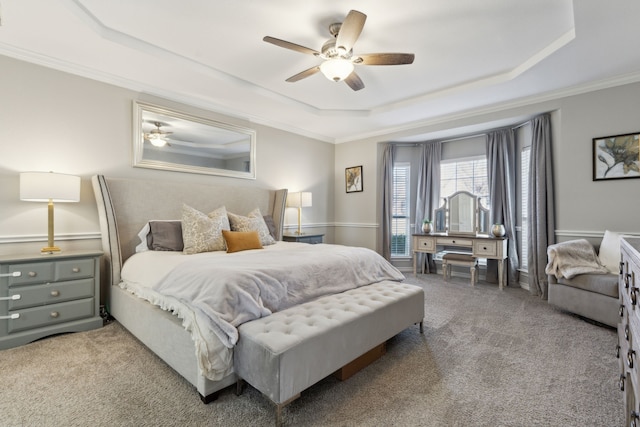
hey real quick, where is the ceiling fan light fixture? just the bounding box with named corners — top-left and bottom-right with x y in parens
top-left (149, 135), bottom-right (167, 147)
top-left (320, 58), bottom-right (354, 82)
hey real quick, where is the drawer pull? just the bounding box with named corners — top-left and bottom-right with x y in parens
top-left (620, 261), bottom-right (625, 275)
top-left (483, 246), bottom-right (487, 250)
top-left (627, 349), bottom-right (635, 369)
top-left (28, 271), bottom-right (37, 278)
top-left (72, 267), bottom-right (80, 273)
top-left (632, 288), bottom-right (638, 306)
top-left (619, 374), bottom-right (626, 391)
top-left (616, 344), bottom-right (621, 358)
top-left (620, 305), bottom-right (625, 317)
top-left (0, 294), bottom-right (21, 301)
top-left (0, 272), bottom-right (21, 278)
top-left (0, 313), bottom-right (20, 320)
top-left (50, 311), bottom-right (60, 319)
top-left (626, 273), bottom-right (632, 289)
top-left (625, 325), bottom-right (630, 341)
top-left (50, 290), bottom-right (60, 297)
top-left (631, 411), bottom-right (640, 427)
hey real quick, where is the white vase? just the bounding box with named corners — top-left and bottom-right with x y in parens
top-left (422, 222), bottom-right (432, 234)
top-left (492, 224), bottom-right (506, 237)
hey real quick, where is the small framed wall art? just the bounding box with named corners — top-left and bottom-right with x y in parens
top-left (593, 132), bottom-right (640, 181)
top-left (345, 165), bottom-right (363, 193)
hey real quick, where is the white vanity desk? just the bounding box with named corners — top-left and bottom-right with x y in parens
top-left (412, 233), bottom-right (508, 289)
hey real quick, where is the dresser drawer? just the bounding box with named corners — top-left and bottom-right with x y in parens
top-left (7, 298), bottom-right (95, 333)
top-left (8, 262), bottom-right (54, 286)
top-left (474, 240), bottom-right (498, 257)
top-left (55, 258), bottom-right (95, 281)
top-left (414, 237), bottom-right (436, 251)
top-left (8, 278), bottom-right (95, 310)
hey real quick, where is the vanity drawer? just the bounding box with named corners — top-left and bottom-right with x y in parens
top-left (474, 240), bottom-right (498, 257)
top-left (8, 262), bottom-right (54, 286)
top-left (7, 298), bottom-right (95, 333)
top-left (414, 237), bottom-right (436, 251)
top-left (8, 278), bottom-right (95, 310)
top-left (55, 258), bottom-right (95, 281)
top-left (437, 237), bottom-right (472, 247)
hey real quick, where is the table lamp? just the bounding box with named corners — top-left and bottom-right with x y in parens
top-left (20, 172), bottom-right (81, 254)
top-left (286, 191), bottom-right (312, 235)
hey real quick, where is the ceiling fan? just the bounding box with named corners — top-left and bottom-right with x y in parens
top-left (263, 9), bottom-right (415, 91)
top-left (144, 122), bottom-right (172, 147)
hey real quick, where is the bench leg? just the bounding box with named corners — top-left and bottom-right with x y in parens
top-left (235, 379), bottom-right (246, 396)
top-left (275, 394), bottom-right (300, 427)
top-left (419, 320), bottom-right (424, 334)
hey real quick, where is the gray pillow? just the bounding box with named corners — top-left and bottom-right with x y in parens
top-left (262, 214), bottom-right (277, 239)
top-left (147, 221), bottom-right (184, 251)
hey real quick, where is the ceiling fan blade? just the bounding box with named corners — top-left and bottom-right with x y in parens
top-left (344, 72), bottom-right (364, 91)
top-left (263, 36), bottom-right (320, 56)
top-left (356, 53), bottom-right (415, 65)
top-left (336, 10), bottom-right (366, 53)
top-left (286, 66), bottom-right (321, 82)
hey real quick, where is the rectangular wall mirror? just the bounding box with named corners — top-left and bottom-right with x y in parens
top-left (133, 101), bottom-right (256, 179)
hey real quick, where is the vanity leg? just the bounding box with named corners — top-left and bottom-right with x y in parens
top-left (413, 253), bottom-right (417, 276)
top-left (498, 259), bottom-right (504, 290)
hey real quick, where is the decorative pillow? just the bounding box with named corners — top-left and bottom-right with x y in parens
top-left (148, 221), bottom-right (183, 251)
top-left (222, 230), bottom-right (263, 253)
top-left (262, 214), bottom-right (277, 239)
top-left (227, 208), bottom-right (276, 246)
top-left (598, 230), bottom-right (622, 274)
top-left (181, 204), bottom-right (230, 254)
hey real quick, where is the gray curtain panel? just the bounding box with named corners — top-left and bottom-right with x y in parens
top-left (486, 128), bottom-right (520, 285)
top-left (528, 113), bottom-right (555, 298)
top-left (381, 144), bottom-right (395, 260)
top-left (415, 141), bottom-right (442, 272)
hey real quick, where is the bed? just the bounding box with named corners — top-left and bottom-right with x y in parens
top-left (91, 175), bottom-right (413, 403)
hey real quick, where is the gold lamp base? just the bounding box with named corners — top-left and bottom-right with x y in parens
top-left (41, 200), bottom-right (62, 254)
top-left (41, 246), bottom-right (61, 254)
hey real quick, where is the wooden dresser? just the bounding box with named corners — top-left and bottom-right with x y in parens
top-left (618, 237), bottom-right (640, 426)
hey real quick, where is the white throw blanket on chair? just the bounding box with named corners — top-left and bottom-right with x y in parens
top-left (545, 239), bottom-right (609, 279)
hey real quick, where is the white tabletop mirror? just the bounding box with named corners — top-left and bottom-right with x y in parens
top-left (433, 191), bottom-right (490, 235)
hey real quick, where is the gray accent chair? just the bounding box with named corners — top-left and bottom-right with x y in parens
top-left (548, 272), bottom-right (619, 328)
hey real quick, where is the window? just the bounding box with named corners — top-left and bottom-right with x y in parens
top-left (440, 157), bottom-right (489, 205)
top-left (391, 163), bottom-right (411, 257)
top-left (520, 147), bottom-right (531, 269)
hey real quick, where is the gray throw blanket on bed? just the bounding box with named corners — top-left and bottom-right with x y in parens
top-left (152, 244), bottom-right (404, 347)
top-left (545, 239), bottom-right (609, 279)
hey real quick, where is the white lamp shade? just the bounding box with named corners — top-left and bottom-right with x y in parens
top-left (20, 172), bottom-right (81, 202)
top-left (286, 191), bottom-right (312, 208)
top-left (320, 59), bottom-right (354, 82)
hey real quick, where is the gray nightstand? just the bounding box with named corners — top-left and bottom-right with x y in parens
top-left (282, 234), bottom-right (324, 244)
top-left (0, 250), bottom-right (103, 350)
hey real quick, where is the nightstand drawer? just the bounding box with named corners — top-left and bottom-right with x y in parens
top-left (8, 298), bottom-right (95, 333)
top-left (414, 237), bottom-right (435, 251)
top-left (55, 258), bottom-right (95, 281)
top-left (8, 262), bottom-right (54, 286)
top-left (8, 278), bottom-right (95, 310)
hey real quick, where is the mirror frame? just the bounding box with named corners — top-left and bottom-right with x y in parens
top-left (433, 190), bottom-right (491, 235)
top-left (132, 101), bottom-right (256, 179)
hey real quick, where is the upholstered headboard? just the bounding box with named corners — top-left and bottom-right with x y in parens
top-left (91, 175), bottom-right (287, 287)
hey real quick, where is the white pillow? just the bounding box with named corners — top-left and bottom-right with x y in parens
top-left (598, 230), bottom-right (622, 274)
top-left (181, 204), bottom-right (231, 254)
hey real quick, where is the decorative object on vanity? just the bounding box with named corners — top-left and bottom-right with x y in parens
top-left (286, 191), bottom-right (312, 235)
top-left (491, 223), bottom-right (506, 237)
top-left (282, 233), bottom-right (324, 244)
top-left (19, 171), bottom-right (80, 254)
top-left (592, 131), bottom-right (640, 181)
top-left (433, 190), bottom-right (490, 236)
top-left (133, 101), bottom-right (256, 179)
top-left (421, 219), bottom-right (432, 234)
top-left (263, 10), bottom-right (414, 91)
top-left (0, 250), bottom-right (103, 350)
top-left (345, 165), bottom-right (363, 193)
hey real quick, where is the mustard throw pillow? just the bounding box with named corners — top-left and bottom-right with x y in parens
top-left (222, 230), bottom-right (263, 253)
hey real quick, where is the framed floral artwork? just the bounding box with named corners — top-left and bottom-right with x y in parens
top-left (592, 132), bottom-right (640, 181)
top-left (345, 165), bottom-right (363, 193)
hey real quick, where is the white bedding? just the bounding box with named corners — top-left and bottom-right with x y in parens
top-left (120, 242), bottom-right (404, 380)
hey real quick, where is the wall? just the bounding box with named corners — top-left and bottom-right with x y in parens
top-left (335, 82), bottom-right (640, 254)
top-left (0, 55), bottom-right (334, 256)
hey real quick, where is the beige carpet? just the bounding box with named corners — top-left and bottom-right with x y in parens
top-left (0, 275), bottom-right (624, 426)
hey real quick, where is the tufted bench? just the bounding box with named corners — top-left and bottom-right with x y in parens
top-left (233, 281), bottom-right (424, 426)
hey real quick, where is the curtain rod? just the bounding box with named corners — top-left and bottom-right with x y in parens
top-left (392, 118), bottom-right (533, 146)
